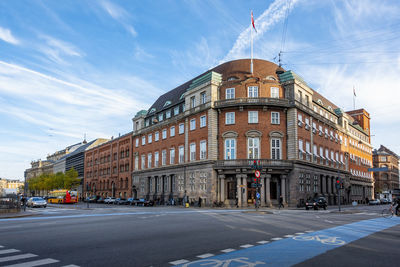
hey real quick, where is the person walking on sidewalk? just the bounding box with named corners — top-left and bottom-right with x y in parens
top-left (278, 195), bottom-right (284, 209)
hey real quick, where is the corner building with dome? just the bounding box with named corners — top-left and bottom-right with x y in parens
top-left (87, 59), bottom-right (374, 207)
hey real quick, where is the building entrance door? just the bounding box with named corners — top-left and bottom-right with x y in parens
top-left (227, 181), bottom-right (237, 200)
top-left (270, 181), bottom-right (277, 200)
top-left (247, 182), bottom-right (256, 204)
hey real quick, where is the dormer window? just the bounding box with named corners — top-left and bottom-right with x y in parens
top-left (164, 101), bottom-right (172, 107)
top-left (227, 76), bottom-right (238, 81)
top-left (317, 99), bottom-right (323, 105)
top-left (266, 76), bottom-right (276, 81)
top-left (149, 108), bottom-right (156, 114)
top-left (180, 93), bottom-right (185, 100)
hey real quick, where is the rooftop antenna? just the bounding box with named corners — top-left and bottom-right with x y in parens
top-left (83, 133), bottom-right (87, 144)
top-left (276, 0), bottom-right (291, 75)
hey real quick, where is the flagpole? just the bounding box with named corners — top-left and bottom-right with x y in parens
top-left (251, 11), bottom-right (253, 75)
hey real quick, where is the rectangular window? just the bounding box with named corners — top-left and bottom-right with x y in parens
top-left (200, 91), bottom-right (206, 104)
top-left (162, 150), bottom-right (166, 165)
top-left (306, 141), bottom-right (311, 161)
top-left (190, 143), bottom-right (196, 161)
top-left (225, 139), bottom-right (236, 160)
top-left (270, 87), bottom-right (279, 98)
top-left (248, 137), bottom-right (260, 159)
top-left (271, 112), bottom-right (280, 124)
top-left (313, 144), bottom-right (318, 162)
top-left (190, 96), bottom-right (196, 108)
top-left (154, 152), bottom-right (159, 167)
top-left (141, 136), bottom-right (146, 145)
top-left (170, 126), bottom-right (175, 137)
top-left (248, 111), bottom-right (258, 123)
top-left (200, 115), bottom-right (206, 128)
top-left (135, 138), bottom-right (139, 147)
top-left (190, 119), bottom-right (196, 130)
top-left (179, 146), bottom-right (184, 163)
top-left (248, 86), bottom-right (259, 97)
top-left (162, 129), bottom-right (167, 139)
top-left (226, 88), bottom-right (235, 99)
top-left (179, 123), bottom-right (185, 134)
top-left (166, 110), bottom-right (171, 119)
top-left (170, 148), bottom-right (175, 164)
top-left (271, 138), bottom-right (281, 159)
top-left (141, 154), bottom-right (146, 169)
top-left (148, 134), bottom-right (152, 144)
top-left (158, 113), bottom-right (163, 122)
top-left (225, 112), bottom-right (235, 125)
top-left (155, 131), bottom-right (159, 141)
top-left (299, 139), bottom-right (304, 159)
top-left (200, 140), bottom-right (207, 160)
top-left (134, 156), bottom-right (139, 170)
top-left (174, 106), bottom-right (179, 116)
top-left (147, 153), bottom-right (152, 168)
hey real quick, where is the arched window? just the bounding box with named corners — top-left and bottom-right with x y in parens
top-left (270, 131), bottom-right (284, 160)
top-left (246, 130), bottom-right (262, 159)
top-left (222, 131), bottom-right (238, 160)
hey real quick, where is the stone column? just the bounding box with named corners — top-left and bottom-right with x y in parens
top-left (220, 176), bottom-right (225, 203)
top-left (265, 174), bottom-right (271, 207)
top-left (218, 175), bottom-right (225, 202)
top-left (243, 174), bottom-right (248, 207)
top-left (327, 176), bottom-right (332, 195)
top-left (281, 175), bottom-right (287, 204)
top-left (236, 174), bottom-right (242, 207)
top-left (260, 175), bottom-right (266, 206)
top-left (322, 175), bottom-right (327, 196)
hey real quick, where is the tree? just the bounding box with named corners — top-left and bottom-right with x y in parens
top-left (64, 168), bottom-right (80, 190)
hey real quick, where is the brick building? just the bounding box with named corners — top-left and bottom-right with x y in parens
top-left (372, 145), bottom-right (400, 197)
top-left (85, 59), bottom-right (374, 207)
top-left (84, 133), bottom-right (132, 199)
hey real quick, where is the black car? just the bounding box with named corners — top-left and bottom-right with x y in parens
top-left (114, 198), bottom-right (129, 205)
top-left (305, 197), bottom-right (327, 210)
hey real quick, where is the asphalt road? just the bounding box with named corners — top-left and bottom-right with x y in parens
top-left (0, 204), bottom-right (399, 267)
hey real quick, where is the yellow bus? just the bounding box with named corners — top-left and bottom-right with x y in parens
top-left (47, 190), bottom-right (79, 204)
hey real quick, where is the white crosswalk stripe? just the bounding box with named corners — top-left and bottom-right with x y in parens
top-left (0, 249), bottom-right (20, 255)
top-left (169, 259), bottom-right (189, 265)
top-left (3, 258), bottom-right (59, 267)
top-left (196, 253), bottom-right (214, 259)
top-left (271, 237), bottom-right (283, 241)
top-left (0, 253), bottom-right (37, 263)
top-left (221, 248), bottom-right (236, 253)
top-left (240, 244), bottom-right (254, 248)
top-left (257, 241), bottom-right (270, 244)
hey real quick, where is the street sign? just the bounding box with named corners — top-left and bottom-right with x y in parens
top-left (251, 183), bottom-right (262, 188)
top-left (368, 167), bottom-right (389, 172)
top-left (255, 170), bottom-right (261, 178)
top-left (239, 185), bottom-right (245, 187)
top-left (256, 192), bottom-right (260, 199)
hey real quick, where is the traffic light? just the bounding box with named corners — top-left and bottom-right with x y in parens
top-left (252, 160), bottom-right (258, 169)
top-left (335, 178), bottom-right (340, 190)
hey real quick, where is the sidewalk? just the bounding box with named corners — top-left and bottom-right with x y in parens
top-left (0, 209), bottom-right (34, 219)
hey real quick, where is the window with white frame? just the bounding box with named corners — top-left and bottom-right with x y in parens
top-left (158, 113), bottom-right (163, 121)
top-left (190, 143), bottom-right (196, 161)
top-left (162, 150), bottom-right (166, 165)
top-left (270, 87), bottom-right (279, 98)
top-left (325, 149), bottom-right (330, 164)
top-left (170, 126), bottom-right (175, 137)
top-left (271, 138), bottom-right (281, 159)
top-left (148, 134), bottom-right (152, 144)
top-left (141, 136), bottom-right (146, 145)
top-left (313, 175), bottom-right (318, 192)
top-left (298, 139), bottom-right (304, 159)
top-left (154, 151), bottom-right (159, 167)
top-left (248, 86), bottom-right (259, 97)
top-left (170, 148), bottom-right (175, 164)
top-left (200, 115), bottom-right (206, 128)
top-left (306, 174), bottom-right (311, 192)
top-left (313, 144), bottom-right (318, 162)
top-left (200, 91), bottom-right (206, 104)
top-left (248, 111), bottom-right (258, 123)
top-left (271, 112), bottom-right (280, 124)
top-left (331, 150), bottom-right (334, 164)
top-left (248, 137), bottom-right (260, 159)
top-left (134, 156), bottom-right (139, 170)
top-left (141, 154), bottom-right (146, 169)
top-left (305, 117), bottom-right (310, 129)
top-left (190, 118), bottom-right (196, 130)
top-left (190, 96), bottom-right (196, 108)
top-left (299, 173), bottom-right (304, 192)
top-left (226, 88), bottom-right (235, 99)
top-left (135, 138), bottom-right (139, 147)
top-left (225, 112), bottom-right (235, 125)
top-left (179, 123), bottom-right (184, 134)
top-left (155, 131), bottom-right (159, 141)
top-left (298, 114), bottom-right (303, 126)
top-left (179, 146), bottom-right (184, 163)
top-left (166, 110), bottom-right (171, 119)
top-left (174, 106), bottom-right (179, 116)
top-left (200, 140), bottom-right (207, 160)
top-left (225, 139), bottom-right (236, 159)
top-left (305, 141), bottom-right (311, 160)
top-left (147, 153), bottom-right (152, 168)
top-left (162, 129), bottom-right (167, 139)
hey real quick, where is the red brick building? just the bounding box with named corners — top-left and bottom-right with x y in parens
top-left (372, 145), bottom-right (399, 197)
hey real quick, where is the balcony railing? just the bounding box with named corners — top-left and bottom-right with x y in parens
top-left (215, 159), bottom-right (292, 168)
top-left (214, 98), bottom-right (290, 108)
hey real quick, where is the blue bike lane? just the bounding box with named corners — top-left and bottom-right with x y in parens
top-left (178, 217), bottom-right (400, 266)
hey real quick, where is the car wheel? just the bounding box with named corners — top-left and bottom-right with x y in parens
top-left (323, 206), bottom-right (326, 210)
top-left (306, 207), bottom-right (309, 210)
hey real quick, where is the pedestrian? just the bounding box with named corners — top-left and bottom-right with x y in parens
top-left (21, 195), bottom-right (26, 211)
top-left (279, 195), bottom-right (284, 209)
top-left (198, 197), bottom-right (202, 208)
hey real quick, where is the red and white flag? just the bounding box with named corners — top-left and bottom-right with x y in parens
top-left (251, 11), bottom-right (257, 33)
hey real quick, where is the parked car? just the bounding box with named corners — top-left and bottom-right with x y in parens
top-left (104, 197), bottom-right (116, 204)
top-left (85, 196), bottom-right (98, 203)
top-left (305, 197), bottom-right (327, 210)
top-left (114, 198), bottom-right (129, 205)
top-left (369, 199), bottom-right (380, 205)
top-left (97, 197), bottom-right (105, 203)
top-left (135, 198), bottom-right (154, 207)
top-left (380, 198), bottom-right (389, 204)
top-left (127, 198), bottom-right (138, 205)
top-left (27, 197), bottom-right (47, 208)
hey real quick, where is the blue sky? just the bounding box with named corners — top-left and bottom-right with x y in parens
top-left (1, 0), bottom-right (399, 180)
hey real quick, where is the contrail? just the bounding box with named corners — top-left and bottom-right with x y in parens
top-left (222, 0), bottom-right (300, 63)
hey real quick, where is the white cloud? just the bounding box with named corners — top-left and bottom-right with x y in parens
top-left (0, 26), bottom-right (20, 45)
top-left (36, 35), bottom-right (83, 64)
top-left (99, 0), bottom-right (137, 37)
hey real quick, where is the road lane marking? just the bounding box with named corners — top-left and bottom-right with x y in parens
top-left (0, 254), bottom-right (37, 263)
top-left (305, 230), bottom-right (314, 232)
top-left (220, 249), bottom-right (235, 253)
top-left (196, 254), bottom-right (214, 259)
top-left (0, 246), bottom-right (3, 248)
top-left (256, 241), bottom-right (269, 244)
top-left (240, 244), bottom-right (254, 248)
top-left (284, 235), bottom-right (294, 237)
top-left (271, 237), bottom-right (282, 241)
top-left (169, 259), bottom-right (190, 265)
top-left (3, 258), bottom-right (59, 267)
top-left (61, 265), bottom-right (80, 267)
top-left (0, 249), bottom-right (20, 255)
top-left (295, 232), bottom-right (305, 235)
